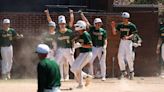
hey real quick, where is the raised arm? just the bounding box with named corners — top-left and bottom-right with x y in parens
top-left (69, 9), bottom-right (74, 28)
top-left (44, 9), bottom-right (52, 23)
top-left (79, 10), bottom-right (91, 27)
top-left (111, 21), bottom-right (117, 35)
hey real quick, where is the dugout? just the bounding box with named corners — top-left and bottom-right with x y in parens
top-left (0, 3), bottom-right (160, 78)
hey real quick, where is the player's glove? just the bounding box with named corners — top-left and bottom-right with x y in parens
top-left (17, 34), bottom-right (24, 39)
top-left (74, 42), bottom-right (82, 49)
top-left (132, 43), bottom-right (141, 48)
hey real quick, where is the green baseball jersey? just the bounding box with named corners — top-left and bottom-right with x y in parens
top-left (89, 26), bottom-right (107, 47)
top-left (42, 32), bottom-right (55, 49)
top-left (116, 22), bottom-right (137, 39)
top-left (54, 29), bottom-right (73, 48)
top-left (0, 28), bottom-right (17, 47)
top-left (37, 58), bottom-right (61, 92)
top-left (78, 31), bottom-right (92, 53)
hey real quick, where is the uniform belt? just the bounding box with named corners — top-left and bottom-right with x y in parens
top-left (1, 45), bottom-right (11, 47)
top-left (121, 38), bottom-right (132, 41)
top-left (94, 46), bottom-right (102, 47)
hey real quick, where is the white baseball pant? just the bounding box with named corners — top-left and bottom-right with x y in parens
top-left (71, 52), bottom-right (92, 86)
top-left (161, 44), bottom-right (164, 62)
top-left (161, 44), bottom-right (164, 75)
top-left (1, 45), bottom-right (13, 75)
top-left (118, 39), bottom-right (134, 72)
top-left (44, 87), bottom-right (61, 92)
top-left (132, 51), bottom-right (135, 62)
top-left (55, 48), bottom-right (74, 80)
top-left (89, 47), bottom-right (106, 78)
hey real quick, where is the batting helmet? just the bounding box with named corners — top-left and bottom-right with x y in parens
top-left (121, 12), bottom-right (130, 18)
top-left (3, 19), bottom-right (10, 24)
top-left (36, 44), bottom-right (50, 54)
top-left (74, 20), bottom-right (87, 31)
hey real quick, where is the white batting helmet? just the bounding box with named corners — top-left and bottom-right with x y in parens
top-left (121, 12), bottom-right (130, 18)
top-left (58, 15), bottom-right (66, 24)
top-left (74, 20), bottom-right (87, 31)
top-left (36, 44), bottom-right (50, 54)
top-left (3, 19), bottom-right (10, 24)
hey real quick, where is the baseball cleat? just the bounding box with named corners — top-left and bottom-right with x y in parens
top-left (60, 78), bottom-right (65, 82)
top-left (160, 74), bottom-right (164, 79)
top-left (85, 75), bottom-right (93, 86)
top-left (64, 76), bottom-right (69, 81)
top-left (129, 72), bottom-right (134, 80)
top-left (7, 73), bottom-right (11, 79)
top-left (76, 84), bottom-right (84, 89)
top-left (2, 74), bottom-right (8, 80)
top-left (101, 77), bottom-right (106, 81)
top-left (118, 71), bottom-right (127, 80)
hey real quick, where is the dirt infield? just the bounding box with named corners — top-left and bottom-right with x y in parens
top-left (0, 77), bottom-right (164, 92)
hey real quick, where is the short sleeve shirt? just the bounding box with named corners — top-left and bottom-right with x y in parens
top-left (116, 22), bottom-right (137, 39)
top-left (0, 28), bottom-right (17, 46)
top-left (89, 26), bottom-right (107, 47)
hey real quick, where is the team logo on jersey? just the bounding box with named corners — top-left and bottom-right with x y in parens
top-left (93, 32), bottom-right (103, 36)
top-left (58, 36), bottom-right (70, 40)
top-left (2, 34), bottom-right (11, 37)
top-left (120, 28), bottom-right (130, 32)
top-left (2, 34), bottom-right (12, 40)
top-left (45, 37), bottom-right (53, 41)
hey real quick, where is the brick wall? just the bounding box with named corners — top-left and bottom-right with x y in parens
top-left (0, 12), bottom-right (159, 78)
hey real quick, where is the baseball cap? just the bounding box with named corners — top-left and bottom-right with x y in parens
top-left (58, 15), bottom-right (66, 24)
top-left (94, 18), bottom-right (102, 24)
top-left (48, 21), bottom-right (56, 28)
top-left (36, 44), bottom-right (50, 54)
top-left (3, 19), bottom-right (10, 24)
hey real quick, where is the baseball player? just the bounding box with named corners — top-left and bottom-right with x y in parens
top-left (157, 22), bottom-right (164, 78)
top-left (111, 12), bottom-right (138, 80)
top-left (36, 44), bottom-right (61, 92)
top-left (44, 9), bottom-right (74, 81)
top-left (42, 10), bottom-right (57, 60)
top-left (80, 11), bottom-right (107, 81)
top-left (0, 19), bottom-right (23, 80)
top-left (71, 20), bottom-right (93, 88)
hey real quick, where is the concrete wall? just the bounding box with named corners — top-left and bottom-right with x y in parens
top-left (0, 11), bottom-right (159, 78)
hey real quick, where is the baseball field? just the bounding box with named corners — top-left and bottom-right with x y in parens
top-left (0, 77), bottom-right (164, 92)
